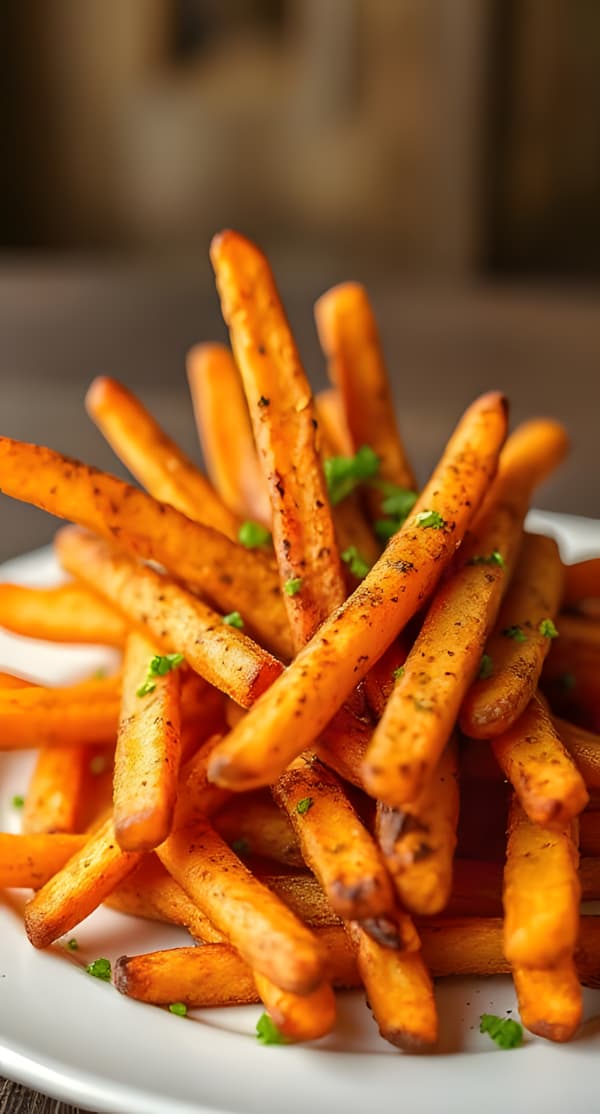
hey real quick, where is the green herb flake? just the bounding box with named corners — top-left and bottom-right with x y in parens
top-left (11, 794), bottom-right (25, 809)
top-left (393, 666), bottom-right (405, 681)
top-left (231, 837), bottom-right (251, 856)
top-left (341, 545), bottom-right (371, 580)
top-left (169, 1002), bottom-right (188, 1017)
top-left (323, 445), bottom-right (380, 505)
top-left (478, 654), bottom-right (494, 680)
top-left (238, 521), bottom-right (272, 549)
top-left (479, 1013), bottom-right (523, 1049)
top-left (223, 611), bottom-right (244, 629)
top-left (469, 550), bottom-right (505, 569)
top-left (374, 518), bottom-right (399, 541)
top-left (137, 652), bottom-right (185, 698)
top-left (296, 797), bottom-right (314, 815)
top-left (136, 679), bottom-right (156, 698)
top-left (92, 667), bottom-right (107, 680)
top-left (414, 510), bottom-right (446, 530)
top-left (86, 957), bottom-right (112, 981)
top-left (66, 938), bottom-right (79, 951)
top-left (256, 1012), bottom-right (286, 1045)
top-left (284, 577), bottom-right (303, 596)
top-left (502, 625), bottom-right (527, 643)
top-left (539, 618), bottom-right (559, 640)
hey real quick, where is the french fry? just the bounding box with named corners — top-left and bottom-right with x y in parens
top-left (314, 282), bottom-right (417, 513)
top-left (0, 582), bottom-right (127, 646)
top-left (213, 791), bottom-right (304, 868)
top-left (113, 632), bottom-right (183, 852)
top-left (447, 856), bottom-right (600, 916)
top-left (0, 672), bottom-right (35, 688)
top-left (460, 533), bottom-right (565, 739)
top-left (253, 973), bottom-right (337, 1043)
top-left (86, 376), bottom-right (240, 540)
top-left (187, 344), bottom-right (271, 528)
top-left (0, 832), bottom-right (86, 888)
top-left (56, 528), bottom-right (283, 708)
top-left (208, 391), bottom-right (508, 790)
top-left (580, 811), bottom-right (600, 855)
top-left (0, 436), bottom-right (292, 659)
top-left (316, 701), bottom-right (371, 789)
top-left (211, 229), bottom-right (345, 646)
top-left (490, 693), bottom-right (588, 827)
top-left (503, 798), bottom-right (580, 968)
top-left (156, 817), bottom-right (324, 994)
top-left (0, 674), bottom-right (120, 749)
top-left (562, 557), bottom-right (600, 607)
top-left (512, 961), bottom-right (583, 1043)
top-left (555, 718), bottom-right (600, 790)
top-left (364, 422), bottom-right (568, 805)
top-left (347, 923), bottom-right (438, 1051)
top-left (376, 738), bottom-right (459, 915)
top-left (314, 388), bottom-right (353, 457)
top-left (105, 855), bottom-right (224, 942)
top-left (22, 745), bottom-right (89, 834)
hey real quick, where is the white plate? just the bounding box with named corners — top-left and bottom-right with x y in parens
top-left (0, 515), bottom-right (599, 1114)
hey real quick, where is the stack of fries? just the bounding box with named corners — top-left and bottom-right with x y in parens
top-left (0, 230), bottom-right (599, 1051)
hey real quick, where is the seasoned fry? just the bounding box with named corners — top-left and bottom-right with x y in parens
top-left (376, 738), bottom-right (459, 915)
top-left (22, 745), bottom-right (89, 834)
top-left (86, 376), bottom-right (240, 539)
top-left (316, 701), bottom-right (371, 789)
top-left (0, 581), bottom-right (127, 646)
top-left (253, 973), bottom-right (337, 1042)
top-left (512, 961), bottom-right (583, 1043)
top-left (562, 557), bottom-right (600, 607)
top-left (364, 422), bottom-right (568, 804)
top-left (490, 693), bottom-right (588, 827)
top-left (0, 674), bottom-right (120, 749)
top-left (113, 632), bottom-right (183, 852)
top-left (314, 388), bottom-right (353, 457)
top-left (213, 791), bottom-right (304, 868)
top-left (461, 533), bottom-right (565, 739)
top-left (105, 855), bottom-right (224, 942)
top-left (0, 436), bottom-right (292, 659)
top-left (0, 832), bottom-right (86, 888)
top-left (555, 718), bottom-right (600, 790)
top-left (314, 282), bottom-right (416, 511)
top-left (211, 230), bottom-right (345, 646)
top-left (0, 672), bottom-right (35, 689)
top-left (503, 798), bottom-right (580, 968)
top-left (187, 344), bottom-right (271, 527)
top-left (208, 391), bottom-right (508, 790)
top-left (56, 528), bottom-right (283, 708)
top-left (156, 817), bottom-right (324, 994)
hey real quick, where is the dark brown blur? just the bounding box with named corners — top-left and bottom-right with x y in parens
top-left (0, 0), bottom-right (599, 562)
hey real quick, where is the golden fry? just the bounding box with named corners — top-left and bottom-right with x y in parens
top-left (512, 960), bottom-right (582, 1043)
top-left (23, 745), bottom-right (89, 834)
top-left (0, 581), bottom-right (127, 646)
top-left (213, 790), bottom-right (304, 868)
top-left (105, 855), bottom-right (224, 942)
top-left (554, 718), bottom-right (600, 790)
top-left (0, 832), bottom-right (86, 888)
top-left (253, 972), bottom-right (337, 1043)
top-left (562, 557), bottom-right (600, 607)
top-left (0, 674), bottom-right (120, 749)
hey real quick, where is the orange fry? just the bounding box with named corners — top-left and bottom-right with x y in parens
top-left (0, 832), bottom-right (86, 888)
top-left (22, 745), bottom-right (90, 834)
top-left (56, 528), bottom-right (283, 708)
top-left (562, 557), bottom-right (600, 607)
top-left (187, 344), bottom-right (271, 527)
top-left (86, 376), bottom-right (240, 539)
top-left (0, 582), bottom-right (127, 646)
top-left (105, 854), bottom-right (224, 942)
top-left (512, 960), bottom-right (583, 1043)
top-left (208, 391), bottom-right (508, 790)
top-left (213, 791), bottom-right (304, 868)
top-left (554, 719), bottom-right (600, 790)
top-left (253, 972), bottom-right (337, 1043)
top-left (0, 674), bottom-right (120, 749)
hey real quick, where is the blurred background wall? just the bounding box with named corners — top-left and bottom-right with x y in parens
top-left (2, 0), bottom-right (600, 276)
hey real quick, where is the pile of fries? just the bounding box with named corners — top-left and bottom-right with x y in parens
top-left (0, 230), bottom-right (599, 1051)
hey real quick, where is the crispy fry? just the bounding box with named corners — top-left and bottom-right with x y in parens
top-left (0, 436), bottom-right (292, 659)
top-left (211, 230), bottom-right (345, 646)
top-left (555, 718), bottom-right (600, 790)
top-left (512, 960), bottom-right (583, 1043)
top-left (187, 344), bottom-right (271, 528)
top-left (0, 582), bottom-right (127, 646)
top-left (56, 528), bottom-right (283, 708)
top-left (113, 632), bottom-right (183, 852)
top-left (314, 388), bottom-right (353, 456)
top-left (365, 422), bottom-right (568, 805)
top-left (490, 693), bottom-right (588, 827)
top-left (105, 855), bottom-right (224, 942)
top-left (213, 791), bottom-right (304, 868)
top-left (347, 923), bottom-right (437, 1051)
top-left (22, 745), bottom-right (89, 834)
top-left (86, 376), bottom-right (240, 540)
top-left (316, 701), bottom-right (372, 789)
top-left (562, 557), bottom-right (600, 607)
top-left (0, 832), bottom-right (86, 888)
top-left (273, 755), bottom-right (396, 923)
top-left (461, 534), bottom-right (565, 739)
top-left (0, 674), bottom-right (120, 749)
top-left (376, 738), bottom-right (459, 915)
top-left (156, 817), bottom-right (324, 994)
top-left (314, 282), bottom-right (416, 512)
top-left (208, 391), bottom-right (508, 790)
top-left (253, 973), bottom-right (337, 1043)
top-left (503, 798), bottom-right (580, 968)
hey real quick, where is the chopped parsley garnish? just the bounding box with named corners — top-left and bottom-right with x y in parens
top-left (539, 618), bottom-right (559, 640)
top-left (284, 577), bottom-right (303, 596)
top-left (66, 938), bottom-right (79, 951)
top-left (375, 518), bottom-right (400, 541)
top-left (93, 667), bottom-right (108, 680)
top-left (169, 1002), bottom-right (188, 1017)
top-left (296, 797), bottom-right (313, 815)
top-left (11, 794), bottom-right (25, 809)
top-left (231, 837), bottom-right (251, 856)
top-left (256, 1012), bottom-right (286, 1045)
top-left (341, 545), bottom-right (371, 580)
top-left (137, 652), bottom-right (185, 697)
top-left (469, 550), bottom-right (505, 569)
top-left (86, 957), bottom-right (112, 981)
top-left (374, 484), bottom-right (418, 540)
top-left (478, 654), bottom-right (494, 680)
top-left (238, 521), bottom-right (272, 549)
top-left (223, 611), bottom-right (244, 629)
top-left (479, 1013), bottom-right (523, 1049)
top-left (414, 510), bottom-right (446, 530)
top-left (323, 445), bottom-right (380, 505)
top-left (502, 625), bottom-right (527, 643)
top-left (393, 665), bottom-right (405, 681)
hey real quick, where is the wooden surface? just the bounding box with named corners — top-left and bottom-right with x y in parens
top-left (0, 260), bottom-right (599, 1111)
